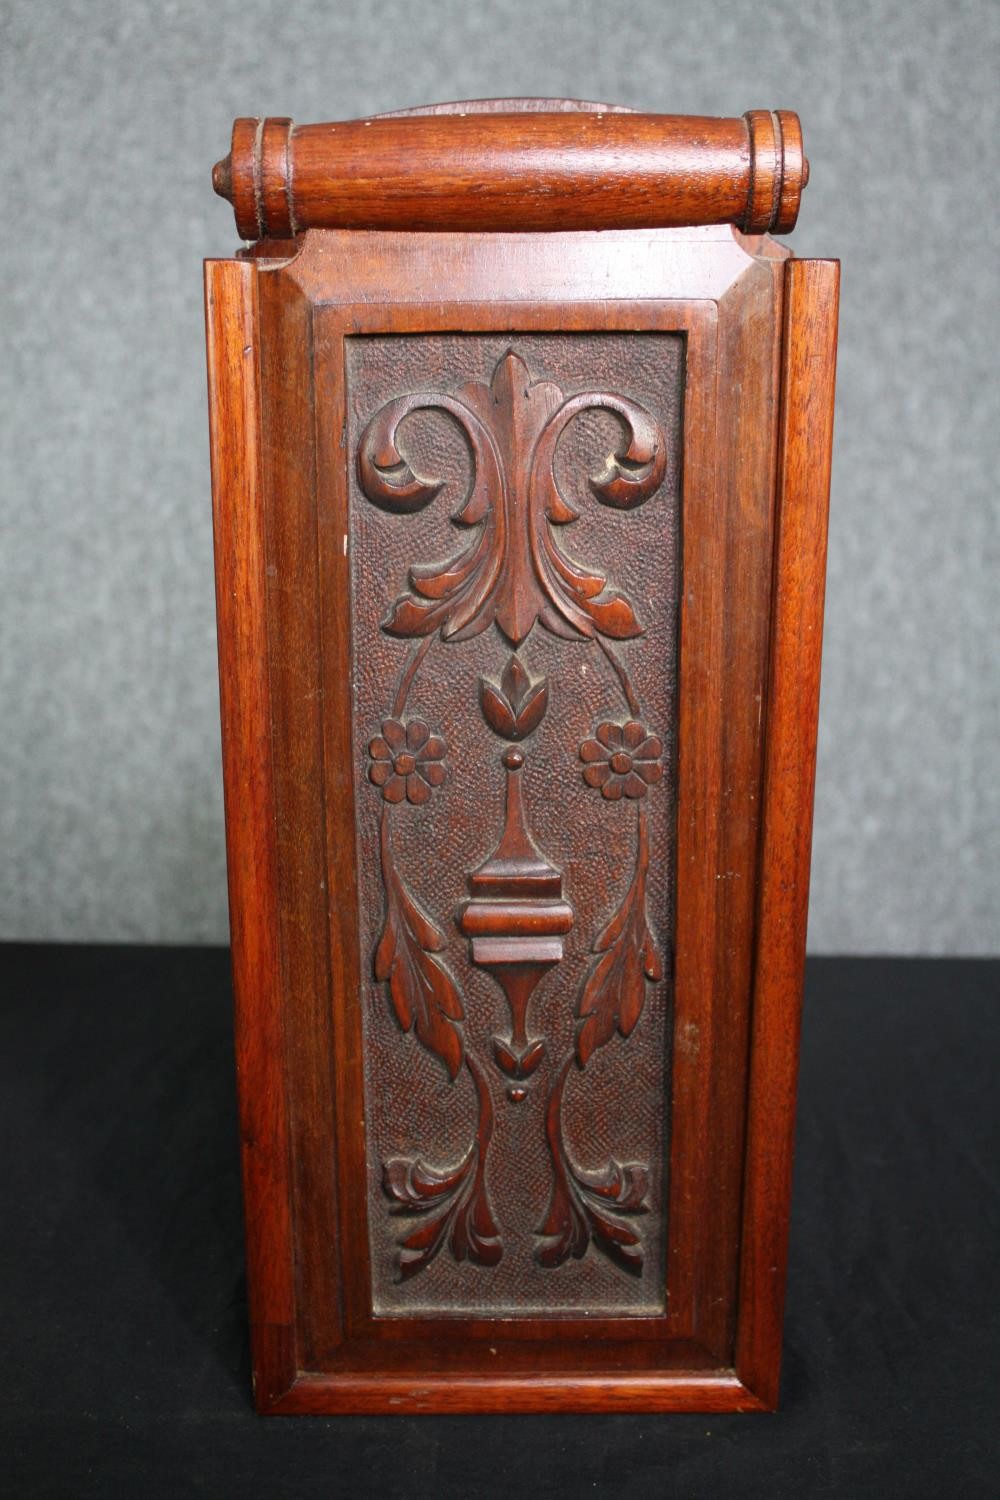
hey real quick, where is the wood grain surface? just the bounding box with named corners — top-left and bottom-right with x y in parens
top-left (213, 105), bottom-right (806, 238)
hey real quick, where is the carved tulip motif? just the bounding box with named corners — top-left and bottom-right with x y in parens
top-left (479, 655), bottom-right (549, 742)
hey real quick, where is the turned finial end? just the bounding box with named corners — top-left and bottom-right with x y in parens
top-left (211, 154), bottom-right (233, 201)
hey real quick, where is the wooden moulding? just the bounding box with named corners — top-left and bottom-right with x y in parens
top-left (203, 261), bottom-right (296, 1407)
top-left (204, 101), bottom-right (838, 1415)
top-left (737, 258), bottom-right (840, 1408)
top-left (212, 104), bottom-right (807, 238)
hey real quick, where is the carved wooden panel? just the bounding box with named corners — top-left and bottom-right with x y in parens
top-left (346, 334), bottom-right (683, 1315)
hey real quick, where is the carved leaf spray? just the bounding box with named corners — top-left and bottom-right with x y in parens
top-left (360, 352), bottom-right (667, 1279)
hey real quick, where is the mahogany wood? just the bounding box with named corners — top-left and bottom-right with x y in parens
top-left (213, 108), bottom-right (807, 239)
top-left (736, 258), bottom-right (840, 1407)
top-left (203, 261), bottom-right (296, 1406)
top-left (204, 101), bottom-right (838, 1415)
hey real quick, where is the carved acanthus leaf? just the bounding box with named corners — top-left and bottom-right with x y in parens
top-left (383, 1060), bottom-right (501, 1277)
top-left (357, 351), bottom-right (668, 645)
top-left (576, 813), bottom-right (662, 1068)
top-left (375, 815), bottom-right (464, 1081)
top-left (537, 1061), bottom-right (649, 1275)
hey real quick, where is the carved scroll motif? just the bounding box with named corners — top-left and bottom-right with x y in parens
top-left (358, 350), bottom-right (669, 1280)
top-left (359, 351), bottom-right (665, 643)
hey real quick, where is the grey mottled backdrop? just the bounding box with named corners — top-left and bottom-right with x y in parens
top-left (2, 0), bottom-right (997, 951)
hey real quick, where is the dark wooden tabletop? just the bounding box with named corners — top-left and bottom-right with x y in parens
top-left (2, 947), bottom-right (996, 1497)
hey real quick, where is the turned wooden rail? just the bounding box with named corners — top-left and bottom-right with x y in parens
top-left (212, 107), bottom-right (806, 239)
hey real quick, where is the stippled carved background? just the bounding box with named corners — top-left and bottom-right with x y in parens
top-left (345, 333), bottom-right (683, 1316)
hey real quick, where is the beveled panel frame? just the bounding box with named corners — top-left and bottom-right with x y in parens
top-left (205, 226), bottom-right (838, 1412)
top-left (330, 307), bottom-right (708, 1349)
